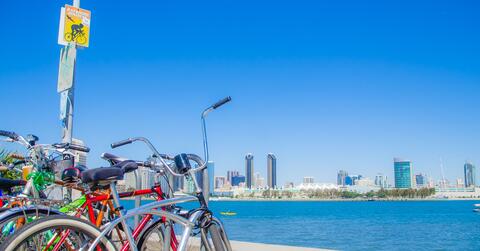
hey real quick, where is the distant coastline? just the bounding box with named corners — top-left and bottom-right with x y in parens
top-left (120, 196), bottom-right (480, 202)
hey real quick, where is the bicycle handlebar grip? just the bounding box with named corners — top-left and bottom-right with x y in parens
top-left (111, 139), bottom-right (134, 149)
top-left (212, 96), bottom-right (232, 109)
top-left (0, 130), bottom-right (19, 140)
top-left (68, 144), bottom-right (91, 153)
top-left (9, 153), bottom-right (25, 160)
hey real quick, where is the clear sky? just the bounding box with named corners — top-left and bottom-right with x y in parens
top-left (1, 0), bottom-right (479, 185)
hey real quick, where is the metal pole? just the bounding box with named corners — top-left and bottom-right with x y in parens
top-left (61, 0), bottom-right (80, 144)
top-left (61, 0), bottom-right (80, 202)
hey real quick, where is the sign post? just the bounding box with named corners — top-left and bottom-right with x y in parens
top-left (57, 0), bottom-right (89, 202)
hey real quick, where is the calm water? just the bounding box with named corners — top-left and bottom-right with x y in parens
top-left (125, 200), bottom-right (480, 250)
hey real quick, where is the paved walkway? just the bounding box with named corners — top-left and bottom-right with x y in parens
top-left (230, 240), bottom-right (333, 251)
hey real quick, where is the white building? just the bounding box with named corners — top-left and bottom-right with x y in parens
top-left (72, 138), bottom-right (87, 167)
top-left (303, 177), bottom-right (315, 184)
top-left (296, 183), bottom-right (337, 190)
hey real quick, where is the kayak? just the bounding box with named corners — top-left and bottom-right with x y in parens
top-left (220, 211), bottom-right (237, 216)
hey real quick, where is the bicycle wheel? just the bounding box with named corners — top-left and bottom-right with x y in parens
top-left (137, 219), bottom-right (175, 251)
top-left (0, 215), bottom-right (115, 251)
top-left (0, 207), bottom-right (61, 243)
top-left (76, 34), bottom-right (86, 44)
top-left (202, 222), bottom-right (231, 251)
top-left (64, 33), bottom-right (73, 42)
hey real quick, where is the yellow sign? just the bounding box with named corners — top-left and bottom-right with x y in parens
top-left (63, 5), bottom-right (90, 47)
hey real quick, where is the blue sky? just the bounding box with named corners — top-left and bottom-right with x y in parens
top-left (1, 0), bottom-right (479, 185)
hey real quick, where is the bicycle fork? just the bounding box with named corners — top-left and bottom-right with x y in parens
top-left (110, 182), bottom-right (138, 251)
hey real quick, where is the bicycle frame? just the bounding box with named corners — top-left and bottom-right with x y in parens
top-left (89, 192), bottom-right (199, 251)
top-left (42, 182), bottom-right (180, 251)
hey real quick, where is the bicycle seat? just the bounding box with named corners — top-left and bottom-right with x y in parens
top-left (81, 161), bottom-right (138, 185)
top-left (0, 177), bottom-right (27, 190)
top-left (101, 152), bottom-right (128, 165)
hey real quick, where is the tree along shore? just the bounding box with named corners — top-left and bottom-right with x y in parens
top-left (233, 188), bottom-right (437, 200)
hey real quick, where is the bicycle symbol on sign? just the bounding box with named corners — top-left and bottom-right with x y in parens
top-left (64, 15), bottom-right (87, 45)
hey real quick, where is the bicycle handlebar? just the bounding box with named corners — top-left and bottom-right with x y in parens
top-left (111, 138), bottom-right (134, 149)
top-left (212, 96), bottom-right (232, 109)
top-left (110, 137), bottom-right (206, 176)
top-left (52, 143), bottom-right (90, 153)
top-left (0, 130), bottom-right (19, 141)
top-left (67, 143), bottom-right (91, 153)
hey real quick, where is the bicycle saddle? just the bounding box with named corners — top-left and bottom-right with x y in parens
top-left (81, 161), bottom-right (138, 185)
top-left (0, 177), bottom-right (27, 190)
top-left (101, 152), bottom-right (128, 165)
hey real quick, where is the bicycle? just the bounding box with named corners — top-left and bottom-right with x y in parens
top-left (64, 28), bottom-right (87, 44)
top-left (0, 97), bottom-right (233, 251)
top-left (0, 135), bottom-right (177, 247)
top-left (0, 130), bottom-right (90, 242)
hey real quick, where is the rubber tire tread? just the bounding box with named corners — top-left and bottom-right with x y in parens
top-left (0, 214), bottom-right (115, 251)
top-left (208, 223), bottom-right (226, 251)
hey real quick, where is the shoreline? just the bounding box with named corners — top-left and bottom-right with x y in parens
top-left (120, 197), bottom-right (480, 202)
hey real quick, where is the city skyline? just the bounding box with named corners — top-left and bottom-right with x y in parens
top-left (1, 1), bottom-right (479, 187)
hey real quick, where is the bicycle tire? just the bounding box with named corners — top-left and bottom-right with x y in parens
top-left (0, 207), bottom-right (62, 243)
top-left (207, 223), bottom-right (228, 251)
top-left (0, 215), bottom-right (116, 251)
top-left (76, 34), bottom-right (86, 44)
top-left (136, 218), bottom-right (171, 251)
top-left (64, 33), bottom-right (73, 42)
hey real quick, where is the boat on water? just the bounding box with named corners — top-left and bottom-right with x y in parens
top-left (220, 211), bottom-right (237, 216)
top-left (473, 208), bottom-right (480, 213)
top-left (474, 204), bottom-right (480, 207)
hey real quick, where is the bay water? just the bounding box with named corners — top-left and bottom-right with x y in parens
top-left (124, 200), bottom-right (480, 250)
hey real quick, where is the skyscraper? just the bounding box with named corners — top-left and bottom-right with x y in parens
top-left (214, 176), bottom-right (227, 189)
top-left (245, 153), bottom-right (254, 189)
top-left (464, 162), bottom-right (476, 187)
top-left (173, 176), bottom-right (184, 192)
top-left (415, 174), bottom-right (426, 188)
top-left (375, 174), bottom-right (387, 188)
top-left (337, 170), bottom-right (348, 186)
top-left (207, 161), bottom-right (215, 195)
top-left (227, 170), bottom-right (240, 185)
top-left (231, 175), bottom-right (246, 186)
top-left (267, 153), bottom-right (277, 189)
top-left (394, 158), bottom-right (413, 189)
top-left (72, 138), bottom-right (87, 167)
top-left (303, 177), bottom-right (314, 184)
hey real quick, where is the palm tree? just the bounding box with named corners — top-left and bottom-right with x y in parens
top-left (0, 148), bottom-right (21, 180)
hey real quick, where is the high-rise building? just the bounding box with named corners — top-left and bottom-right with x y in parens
top-left (394, 158), bottom-right (413, 189)
top-left (138, 166), bottom-right (155, 190)
top-left (207, 161), bottom-right (215, 195)
top-left (184, 176), bottom-right (196, 194)
top-left (195, 167), bottom-right (204, 189)
top-left (245, 153), bottom-right (254, 189)
top-left (345, 176), bottom-right (353, 186)
top-left (337, 170), bottom-right (348, 186)
top-left (415, 174), bottom-right (426, 188)
top-left (214, 176), bottom-right (227, 189)
top-left (284, 181), bottom-right (295, 189)
top-left (375, 174), bottom-right (387, 188)
top-left (456, 178), bottom-right (465, 188)
top-left (464, 162), bottom-right (476, 187)
top-left (173, 175), bottom-right (184, 192)
top-left (303, 177), bottom-right (314, 184)
top-left (254, 172), bottom-right (265, 188)
top-left (227, 170), bottom-right (240, 185)
top-left (72, 138), bottom-right (87, 167)
top-left (267, 153), bottom-right (277, 189)
top-left (231, 175), bottom-right (245, 186)
top-left (350, 175), bottom-right (362, 185)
